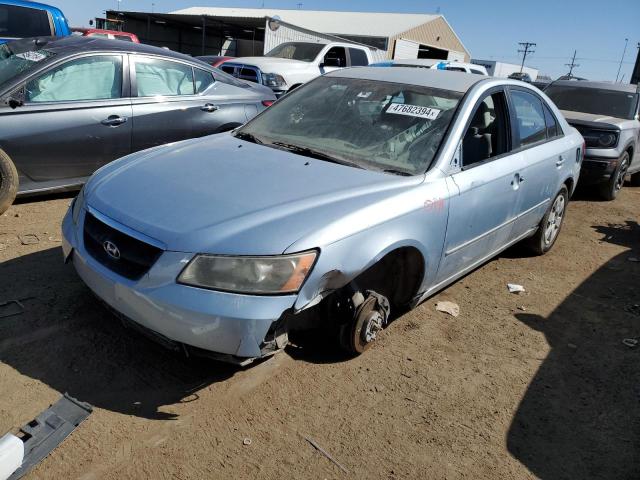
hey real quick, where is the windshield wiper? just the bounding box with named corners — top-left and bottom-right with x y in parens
top-left (382, 168), bottom-right (413, 176)
top-left (269, 142), bottom-right (364, 169)
top-left (234, 131), bottom-right (264, 144)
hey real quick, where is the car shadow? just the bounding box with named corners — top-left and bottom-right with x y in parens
top-left (507, 223), bottom-right (640, 478)
top-left (0, 247), bottom-right (237, 420)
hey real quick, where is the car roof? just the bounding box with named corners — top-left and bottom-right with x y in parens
top-left (547, 79), bottom-right (638, 93)
top-left (11, 35), bottom-right (195, 62)
top-left (0, 0), bottom-right (63, 11)
top-left (328, 66), bottom-right (486, 93)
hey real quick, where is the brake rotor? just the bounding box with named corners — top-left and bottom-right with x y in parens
top-left (348, 291), bottom-right (390, 354)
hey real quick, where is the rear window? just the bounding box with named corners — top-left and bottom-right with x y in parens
top-left (0, 5), bottom-right (53, 38)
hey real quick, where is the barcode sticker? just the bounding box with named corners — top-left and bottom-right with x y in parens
top-left (386, 103), bottom-right (441, 120)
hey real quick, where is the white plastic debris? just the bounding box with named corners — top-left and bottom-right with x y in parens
top-left (435, 301), bottom-right (460, 317)
top-left (0, 433), bottom-right (24, 480)
top-left (507, 284), bottom-right (525, 294)
top-left (242, 438), bottom-right (252, 446)
top-left (628, 257), bottom-right (640, 262)
top-left (622, 338), bottom-right (638, 348)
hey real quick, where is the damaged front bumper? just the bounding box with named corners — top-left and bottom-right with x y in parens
top-left (62, 208), bottom-right (297, 363)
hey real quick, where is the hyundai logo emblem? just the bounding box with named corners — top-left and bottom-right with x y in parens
top-left (103, 240), bottom-right (121, 260)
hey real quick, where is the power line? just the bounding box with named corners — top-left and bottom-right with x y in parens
top-left (518, 42), bottom-right (536, 73)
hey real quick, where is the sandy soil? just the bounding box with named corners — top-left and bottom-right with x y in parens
top-left (0, 186), bottom-right (639, 480)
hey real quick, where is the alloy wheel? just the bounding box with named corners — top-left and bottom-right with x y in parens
top-left (615, 157), bottom-right (629, 192)
top-left (544, 194), bottom-right (565, 246)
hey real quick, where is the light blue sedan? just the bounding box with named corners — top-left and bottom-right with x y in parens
top-left (61, 68), bottom-right (583, 363)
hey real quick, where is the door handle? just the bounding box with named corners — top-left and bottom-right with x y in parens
top-left (511, 173), bottom-right (524, 188)
top-left (556, 155), bottom-right (565, 167)
top-left (101, 115), bottom-right (127, 126)
top-left (201, 103), bottom-right (220, 112)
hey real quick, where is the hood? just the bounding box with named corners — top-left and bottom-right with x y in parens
top-left (227, 56), bottom-right (311, 71)
top-left (560, 109), bottom-right (627, 129)
top-left (85, 134), bottom-right (421, 255)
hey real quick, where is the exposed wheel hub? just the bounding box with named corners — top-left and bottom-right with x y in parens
top-left (342, 290), bottom-right (391, 355)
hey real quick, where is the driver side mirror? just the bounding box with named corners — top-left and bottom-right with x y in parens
top-left (5, 86), bottom-right (25, 109)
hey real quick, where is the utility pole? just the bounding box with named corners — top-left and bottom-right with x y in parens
top-left (615, 37), bottom-right (629, 83)
top-left (518, 42), bottom-right (536, 73)
top-left (565, 50), bottom-right (579, 78)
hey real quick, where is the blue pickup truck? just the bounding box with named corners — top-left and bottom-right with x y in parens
top-left (0, 0), bottom-right (70, 43)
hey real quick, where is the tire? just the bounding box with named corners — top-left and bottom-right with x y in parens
top-left (526, 185), bottom-right (568, 256)
top-left (629, 171), bottom-right (640, 187)
top-left (599, 151), bottom-right (629, 200)
top-left (0, 149), bottom-right (18, 215)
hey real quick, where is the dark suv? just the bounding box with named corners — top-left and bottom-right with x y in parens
top-left (545, 81), bottom-right (640, 200)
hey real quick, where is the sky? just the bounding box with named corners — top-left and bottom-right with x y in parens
top-left (56, 0), bottom-right (640, 81)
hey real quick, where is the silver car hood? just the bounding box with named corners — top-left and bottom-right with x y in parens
top-left (85, 134), bottom-right (422, 255)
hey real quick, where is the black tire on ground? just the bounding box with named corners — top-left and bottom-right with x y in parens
top-left (599, 151), bottom-right (629, 200)
top-left (0, 149), bottom-right (18, 215)
top-left (526, 185), bottom-right (569, 256)
top-left (629, 171), bottom-right (640, 187)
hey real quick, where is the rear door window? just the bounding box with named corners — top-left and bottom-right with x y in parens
top-left (135, 57), bottom-right (194, 96)
top-left (0, 5), bottom-right (53, 38)
top-left (348, 48), bottom-right (369, 67)
top-left (323, 47), bottom-right (347, 68)
top-left (25, 55), bottom-right (123, 102)
top-left (510, 89), bottom-right (547, 147)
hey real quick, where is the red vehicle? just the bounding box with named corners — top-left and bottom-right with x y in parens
top-left (196, 55), bottom-right (234, 68)
top-left (71, 28), bottom-right (139, 43)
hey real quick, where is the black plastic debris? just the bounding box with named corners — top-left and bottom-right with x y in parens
top-left (9, 393), bottom-right (92, 480)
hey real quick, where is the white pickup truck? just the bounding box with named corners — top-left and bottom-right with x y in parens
top-left (219, 41), bottom-right (374, 96)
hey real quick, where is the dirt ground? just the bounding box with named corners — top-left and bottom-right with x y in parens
top-left (1, 185), bottom-right (639, 480)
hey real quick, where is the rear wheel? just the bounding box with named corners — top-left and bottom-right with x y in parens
top-left (600, 152), bottom-right (629, 200)
top-left (526, 185), bottom-right (568, 255)
top-left (0, 149), bottom-right (18, 215)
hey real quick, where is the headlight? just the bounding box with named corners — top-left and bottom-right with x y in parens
top-left (597, 131), bottom-right (618, 148)
top-left (262, 73), bottom-right (286, 88)
top-left (178, 251), bottom-right (317, 294)
top-left (581, 128), bottom-right (619, 149)
top-left (72, 187), bottom-right (84, 224)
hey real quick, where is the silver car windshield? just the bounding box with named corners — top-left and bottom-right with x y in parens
top-left (238, 76), bottom-right (462, 175)
top-left (265, 42), bottom-right (325, 62)
top-left (0, 44), bottom-right (55, 87)
top-left (546, 85), bottom-right (639, 120)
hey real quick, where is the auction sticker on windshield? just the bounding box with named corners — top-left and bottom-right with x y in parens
top-left (386, 103), bottom-right (441, 120)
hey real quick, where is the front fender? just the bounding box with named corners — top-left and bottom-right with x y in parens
top-left (292, 204), bottom-right (449, 311)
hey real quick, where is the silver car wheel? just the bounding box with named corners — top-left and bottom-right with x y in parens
top-left (614, 157), bottom-right (629, 192)
top-left (544, 194), bottom-right (565, 246)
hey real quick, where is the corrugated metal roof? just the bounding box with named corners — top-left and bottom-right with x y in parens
top-left (171, 7), bottom-right (439, 37)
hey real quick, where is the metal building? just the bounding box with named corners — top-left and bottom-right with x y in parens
top-left (102, 7), bottom-right (470, 61)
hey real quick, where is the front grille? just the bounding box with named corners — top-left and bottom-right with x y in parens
top-left (83, 213), bottom-right (162, 280)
